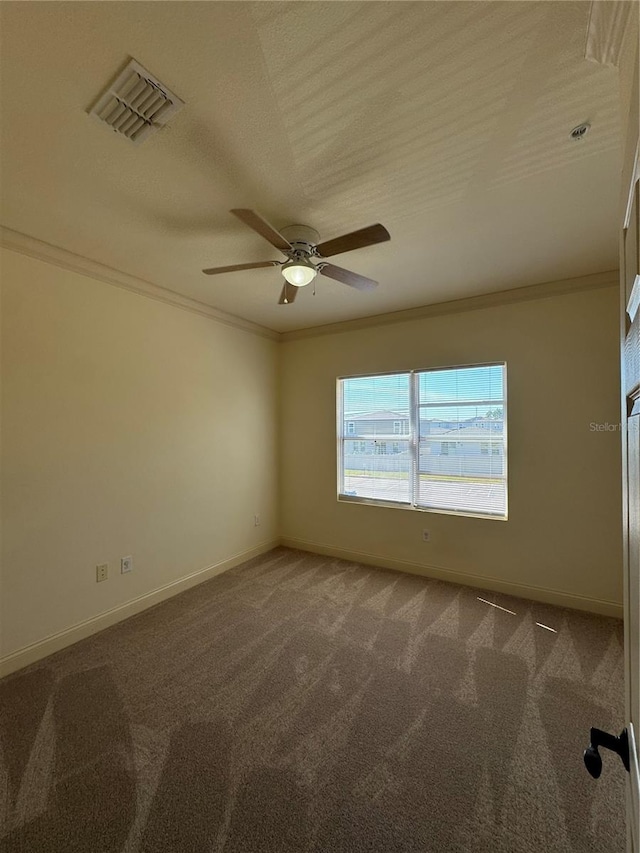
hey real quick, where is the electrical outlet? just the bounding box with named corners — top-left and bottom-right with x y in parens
top-left (121, 555), bottom-right (133, 574)
top-left (254, 514), bottom-right (260, 527)
top-left (422, 529), bottom-right (431, 542)
top-left (96, 563), bottom-right (108, 583)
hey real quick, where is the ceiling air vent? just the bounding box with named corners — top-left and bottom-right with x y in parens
top-left (88, 58), bottom-right (184, 144)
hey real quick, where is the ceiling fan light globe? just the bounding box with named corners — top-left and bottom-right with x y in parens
top-left (282, 262), bottom-right (317, 287)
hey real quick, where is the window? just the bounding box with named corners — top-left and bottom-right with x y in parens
top-left (441, 441), bottom-right (456, 455)
top-left (481, 441), bottom-right (500, 455)
top-left (338, 363), bottom-right (507, 518)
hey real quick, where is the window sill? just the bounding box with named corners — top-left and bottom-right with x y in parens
top-left (337, 494), bottom-right (508, 521)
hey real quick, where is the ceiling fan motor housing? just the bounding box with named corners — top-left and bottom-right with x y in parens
top-left (280, 225), bottom-right (321, 258)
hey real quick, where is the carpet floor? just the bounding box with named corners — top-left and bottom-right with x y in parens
top-left (0, 547), bottom-right (626, 852)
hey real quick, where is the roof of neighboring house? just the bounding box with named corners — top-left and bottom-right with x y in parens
top-left (345, 411), bottom-right (408, 420)
top-left (439, 424), bottom-right (504, 437)
top-left (345, 410), bottom-right (504, 429)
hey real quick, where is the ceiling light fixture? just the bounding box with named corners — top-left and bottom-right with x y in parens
top-left (281, 258), bottom-right (318, 287)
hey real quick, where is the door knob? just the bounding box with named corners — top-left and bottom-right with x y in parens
top-left (584, 727), bottom-right (630, 779)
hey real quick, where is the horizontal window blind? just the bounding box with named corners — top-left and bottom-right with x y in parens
top-left (338, 363), bottom-right (507, 519)
top-left (340, 373), bottom-right (412, 505)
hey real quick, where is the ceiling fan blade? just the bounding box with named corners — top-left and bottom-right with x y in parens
top-left (231, 209), bottom-right (292, 252)
top-left (202, 261), bottom-right (280, 275)
top-left (278, 282), bottom-right (298, 305)
top-left (316, 223), bottom-right (390, 258)
top-left (320, 263), bottom-right (378, 291)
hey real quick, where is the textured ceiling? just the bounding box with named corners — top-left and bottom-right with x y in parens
top-left (0, 1), bottom-right (628, 332)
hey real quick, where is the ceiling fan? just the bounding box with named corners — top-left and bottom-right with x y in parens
top-left (202, 209), bottom-right (390, 305)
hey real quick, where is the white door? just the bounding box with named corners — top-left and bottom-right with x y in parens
top-left (620, 28), bottom-right (640, 847)
top-left (622, 156), bottom-right (640, 853)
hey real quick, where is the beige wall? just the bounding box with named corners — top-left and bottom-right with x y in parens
top-left (0, 253), bottom-right (624, 673)
top-left (1, 248), bottom-right (279, 661)
top-left (280, 284), bottom-right (623, 614)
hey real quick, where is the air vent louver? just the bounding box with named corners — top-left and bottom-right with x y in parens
top-left (88, 59), bottom-right (184, 144)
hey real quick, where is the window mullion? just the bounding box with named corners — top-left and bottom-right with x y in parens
top-left (410, 371), bottom-right (418, 506)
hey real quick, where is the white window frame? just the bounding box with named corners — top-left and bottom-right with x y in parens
top-left (336, 362), bottom-right (507, 520)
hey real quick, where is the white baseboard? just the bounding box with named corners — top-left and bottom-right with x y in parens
top-left (280, 537), bottom-right (624, 619)
top-left (1, 536), bottom-right (622, 679)
top-left (0, 540), bottom-right (279, 678)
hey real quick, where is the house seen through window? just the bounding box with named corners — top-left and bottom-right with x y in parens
top-left (337, 363), bottom-right (507, 518)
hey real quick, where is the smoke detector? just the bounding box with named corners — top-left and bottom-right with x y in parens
top-left (88, 58), bottom-right (184, 144)
top-left (570, 123), bottom-right (591, 141)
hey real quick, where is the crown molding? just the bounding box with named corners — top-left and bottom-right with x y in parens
top-left (281, 269), bottom-right (619, 342)
top-left (585, 0), bottom-right (634, 67)
top-left (0, 226), bottom-right (280, 342)
top-left (0, 227), bottom-right (618, 346)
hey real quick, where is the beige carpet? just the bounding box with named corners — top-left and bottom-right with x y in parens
top-left (0, 547), bottom-right (625, 852)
